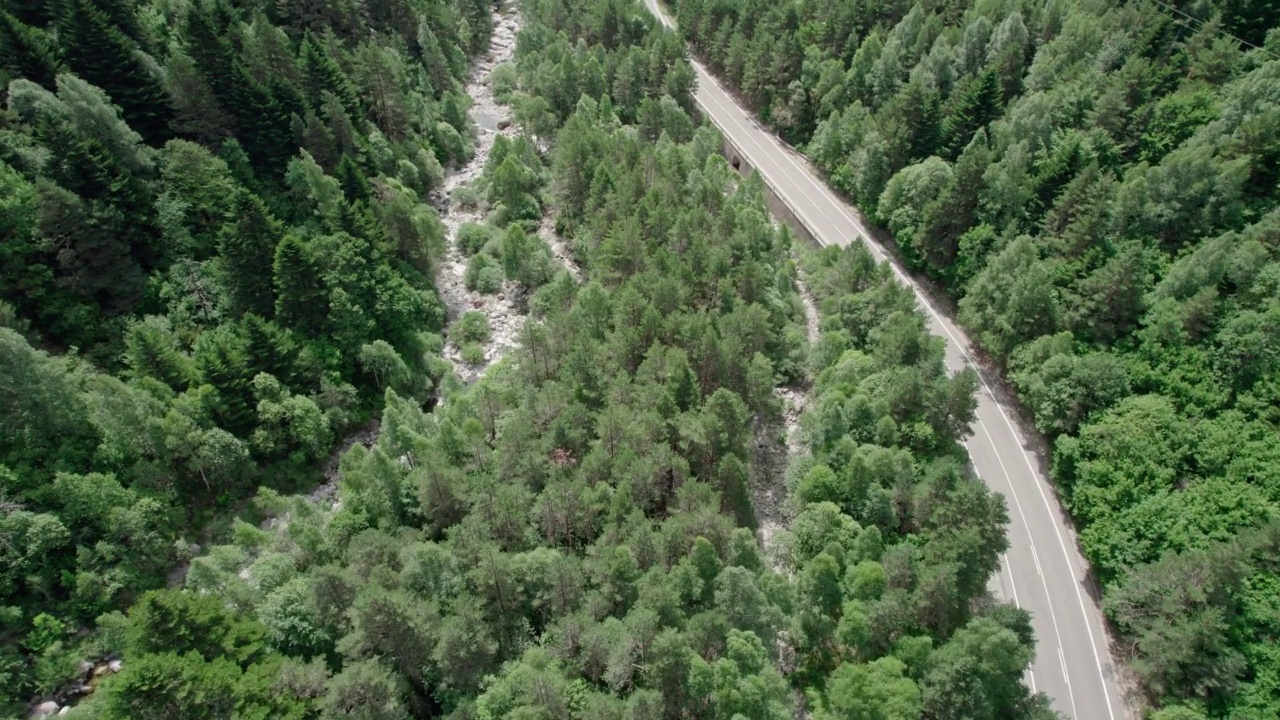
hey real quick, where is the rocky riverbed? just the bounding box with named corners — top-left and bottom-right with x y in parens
top-left (313, 1), bottom-right (584, 501)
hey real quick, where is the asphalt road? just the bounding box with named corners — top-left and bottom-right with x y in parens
top-left (640, 1), bottom-right (1128, 717)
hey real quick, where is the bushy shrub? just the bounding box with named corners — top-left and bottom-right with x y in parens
top-left (456, 222), bottom-right (494, 255)
top-left (460, 343), bottom-right (486, 365)
top-left (465, 254), bottom-right (504, 294)
top-left (489, 63), bottom-right (518, 103)
top-left (452, 312), bottom-right (491, 345)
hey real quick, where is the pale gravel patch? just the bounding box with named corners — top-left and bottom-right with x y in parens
top-left (312, 3), bottom-right (559, 502)
top-left (435, 7), bottom-right (525, 385)
top-left (434, 6), bottom-right (583, 385)
top-left (748, 238), bottom-right (823, 571)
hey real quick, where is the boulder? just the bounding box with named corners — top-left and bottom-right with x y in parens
top-left (32, 701), bottom-right (59, 718)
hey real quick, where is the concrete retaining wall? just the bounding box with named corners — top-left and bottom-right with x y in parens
top-left (720, 135), bottom-right (821, 248)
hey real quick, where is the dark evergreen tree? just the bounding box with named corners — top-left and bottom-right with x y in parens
top-left (33, 179), bottom-right (141, 320)
top-left (195, 324), bottom-right (256, 436)
top-left (273, 233), bottom-right (328, 334)
top-left (218, 191), bottom-right (284, 318)
top-left (182, 0), bottom-right (294, 174)
top-left (225, 72), bottom-right (296, 174)
top-left (942, 69), bottom-right (1002, 159)
top-left (239, 313), bottom-right (300, 390)
top-left (57, 0), bottom-right (172, 146)
top-left (124, 317), bottom-right (197, 391)
top-left (0, 10), bottom-right (61, 90)
top-left (336, 154), bottom-right (371, 203)
top-left (299, 36), bottom-right (361, 120)
top-left (182, 0), bottom-right (239, 102)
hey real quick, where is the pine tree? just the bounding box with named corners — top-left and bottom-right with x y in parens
top-left (240, 313), bottom-right (299, 389)
top-left (225, 71), bottom-right (295, 174)
top-left (336, 154), bottom-right (371, 203)
top-left (34, 103), bottom-right (162, 272)
top-left (32, 113), bottom-right (148, 312)
top-left (416, 23), bottom-right (454, 95)
top-left (183, 0), bottom-right (294, 173)
top-left (266, 76), bottom-right (310, 137)
top-left (441, 91), bottom-right (468, 133)
top-left (3, 0), bottom-right (52, 25)
top-left (336, 199), bottom-right (380, 241)
top-left (0, 11), bottom-right (61, 90)
top-left (182, 0), bottom-right (238, 102)
top-left (299, 36), bottom-right (361, 120)
top-left (166, 50), bottom-right (235, 143)
top-left (218, 192), bottom-right (283, 318)
top-left (57, 0), bottom-right (172, 146)
top-left (489, 155), bottom-right (541, 226)
top-left (273, 234), bottom-right (328, 334)
top-left (91, 0), bottom-right (145, 46)
top-left (194, 324), bottom-right (256, 435)
top-left (917, 130), bottom-right (993, 280)
top-left (501, 224), bottom-right (529, 282)
top-left (124, 316), bottom-right (197, 390)
top-left (942, 69), bottom-right (1002, 159)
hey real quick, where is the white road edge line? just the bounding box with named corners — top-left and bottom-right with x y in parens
top-left (1002, 553), bottom-right (1022, 608)
top-left (1002, 553), bottom-right (1038, 694)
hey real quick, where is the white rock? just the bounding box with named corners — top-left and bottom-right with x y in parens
top-left (59, 708), bottom-right (71, 716)
top-left (108, 659), bottom-right (123, 673)
top-left (33, 700), bottom-right (59, 718)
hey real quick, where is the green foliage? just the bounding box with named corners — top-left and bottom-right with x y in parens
top-left (678, 0), bottom-right (1280, 715)
top-left (814, 657), bottom-right (920, 720)
top-left (0, 11), bottom-right (61, 90)
top-left (793, 240), bottom-right (1041, 709)
top-left (321, 658), bottom-right (406, 720)
top-left (56, 0), bottom-right (172, 145)
top-left (452, 311), bottom-right (491, 345)
top-left (489, 62), bottom-right (518, 103)
top-left (461, 343), bottom-right (486, 365)
top-left (456, 220), bottom-right (496, 256)
top-left (464, 252), bottom-right (504, 293)
top-left (0, 0), bottom-right (1094, 717)
top-left (0, 0), bottom-right (489, 705)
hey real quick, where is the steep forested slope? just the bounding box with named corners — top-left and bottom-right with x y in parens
top-left (671, 0), bottom-right (1280, 716)
top-left (0, 0), bottom-right (486, 708)
top-left (2, 0), bottom-right (1056, 717)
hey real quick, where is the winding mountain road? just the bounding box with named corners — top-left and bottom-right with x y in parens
top-left (640, 1), bottom-right (1127, 718)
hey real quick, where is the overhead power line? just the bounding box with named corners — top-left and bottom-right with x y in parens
top-left (1146, 0), bottom-right (1280, 60)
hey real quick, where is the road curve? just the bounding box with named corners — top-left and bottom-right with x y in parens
top-left (640, 1), bottom-right (1128, 718)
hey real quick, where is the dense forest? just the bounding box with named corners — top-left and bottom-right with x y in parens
top-left (670, 0), bottom-right (1280, 717)
top-left (0, 0), bottom-right (491, 708)
top-left (0, 0), bottom-right (1061, 718)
